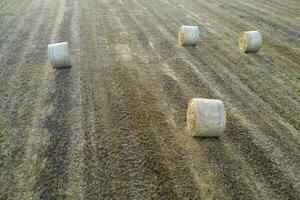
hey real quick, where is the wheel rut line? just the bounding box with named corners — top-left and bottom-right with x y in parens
top-left (172, 55), bottom-right (300, 198)
top-left (0, 0), bottom-right (33, 39)
top-left (229, 0), bottom-right (298, 19)
top-left (86, 0), bottom-right (204, 198)
top-left (211, 0), bottom-right (300, 40)
top-left (175, 54), bottom-right (300, 175)
top-left (172, 0), bottom-right (300, 66)
top-left (13, 0), bottom-right (73, 198)
top-left (1, 0), bottom-right (299, 199)
top-left (142, 0), bottom-right (300, 132)
top-left (34, 70), bottom-right (73, 200)
top-left (103, 62), bottom-right (195, 199)
top-left (0, 0), bottom-right (67, 198)
top-left (174, 0), bottom-right (300, 73)
top-left (131, 0), bottom-right (300, 197)
top-left (227, 0), bottom-right (300, 29)
top-left (98, 1), bottom-right (181, 198)
top-left (33, 0), bottom-right (76, 198)
top-left (145, 0), bottom-right (300, 152)
top-left (59, 0), bottom-right (89, 198)
top-left (0, 0), bottom-right (48, 82)
top-left (110, 0), bottom-right (260, 198)
top-left (250, 0), bottom-right (300, 14)
top-left (225, 112), bottom-right (300, 199)
top-left (72, 0), bottom-right (115, 198)
top-left (170, 0), bottom-right (300, 72)
top-left (129, 0), bottom-right (300, 145)
top-left (0, 0), bottom-right (43, 45)
top-left (186, 46), bottom-right (300, 132)
top-left (84, 0), bottom-right (144, 198)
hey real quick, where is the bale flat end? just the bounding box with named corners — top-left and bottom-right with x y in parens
top-left (239, 32), bottom-right (248, 52)
top-left (178, 30), bottom-right (185, 46)
top-left (187, 99), bottom-right (197, 136)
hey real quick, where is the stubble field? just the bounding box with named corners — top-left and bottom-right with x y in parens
top-left (0, 0), bottom-right (299, 199)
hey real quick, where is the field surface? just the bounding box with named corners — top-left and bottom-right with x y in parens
top-left (0, 0), bottom-right (300, 199)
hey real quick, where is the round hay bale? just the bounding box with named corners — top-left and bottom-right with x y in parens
top-left (178, 25), bottom-right (200, 46)
top-left (48, 42), bottom-right (71, 68)
top-left (239, 31), bottom-right (262, 53)
top-left (187, 98), bottom-right (226, 137)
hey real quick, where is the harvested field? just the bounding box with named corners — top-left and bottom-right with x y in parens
top-left (0, 0), bottom-right (299, 199)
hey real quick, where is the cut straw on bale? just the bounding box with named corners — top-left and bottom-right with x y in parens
top-left (239, 31), bottom-right (262, 53)
top-left (187, 98), bottom-right (226, 138)
top-left (178, 25), bottom-right (200, 46)
top-left (48, 42), bottom-right (71, 68)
